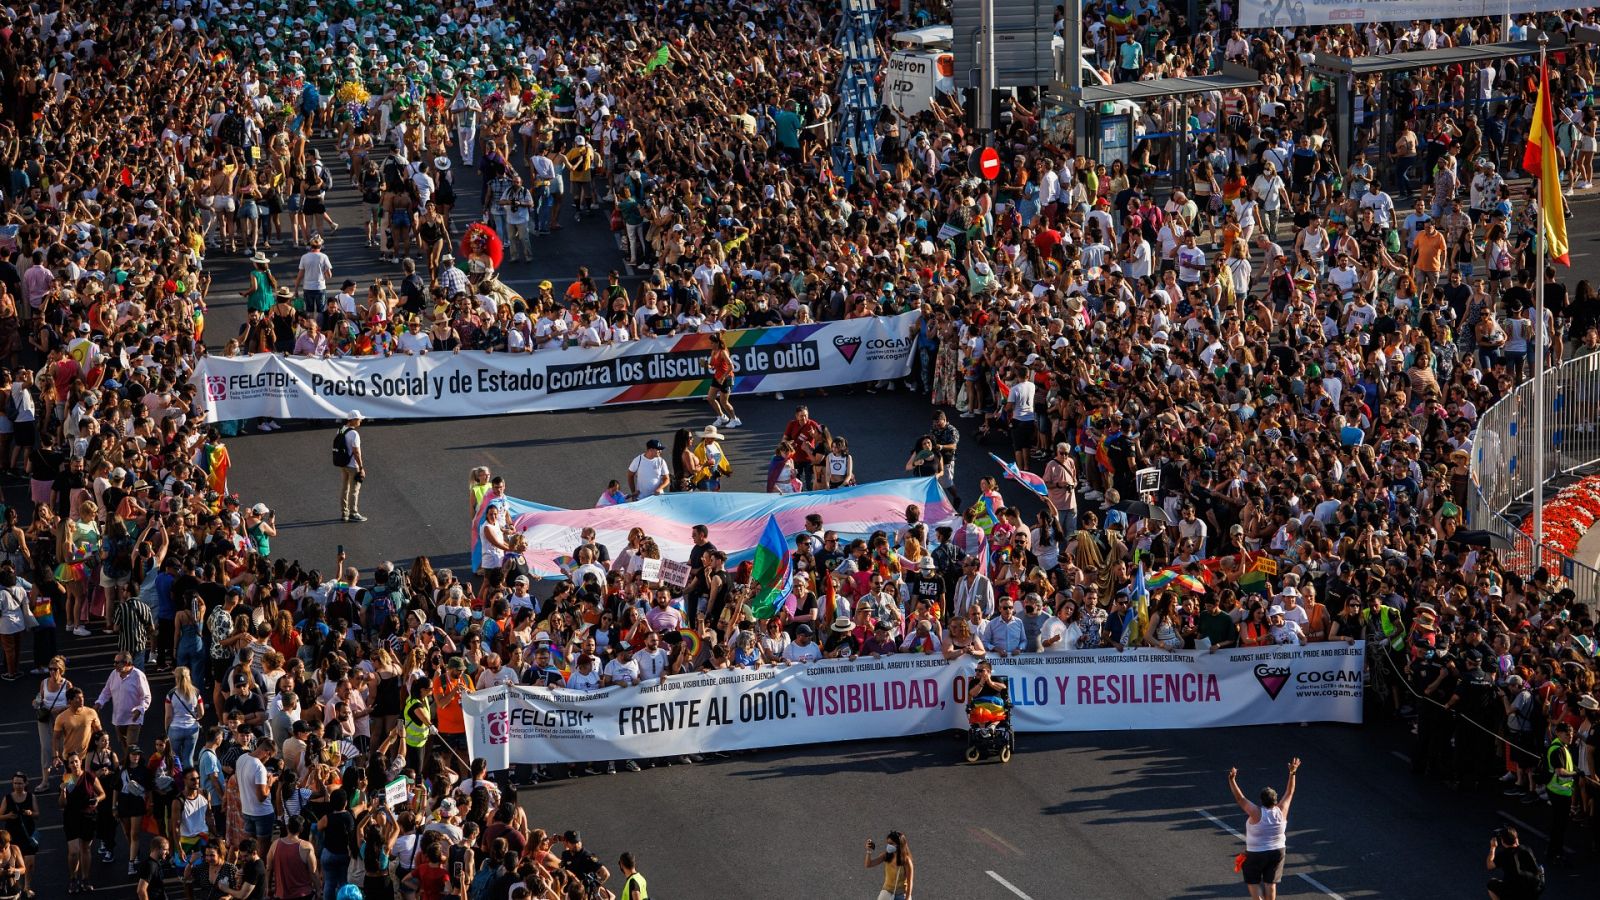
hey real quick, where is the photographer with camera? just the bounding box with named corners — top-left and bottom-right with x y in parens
top-left (1486, 825), bottom-right (1543, 900)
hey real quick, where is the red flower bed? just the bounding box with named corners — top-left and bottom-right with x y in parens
top-left (1520, 474), bottom-right (1600, 557)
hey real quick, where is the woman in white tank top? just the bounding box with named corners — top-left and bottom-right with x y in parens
top-left (1228, 758), bottom-right (1300, 899)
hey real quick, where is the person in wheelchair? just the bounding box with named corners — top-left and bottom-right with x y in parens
top-left (965, 660), bottom-right (1015, 762)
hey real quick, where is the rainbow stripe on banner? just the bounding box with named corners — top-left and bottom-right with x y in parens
top-left (602, 323), bottom-right (835, 405)
top-left (471, 478), bottom-right (956, 578)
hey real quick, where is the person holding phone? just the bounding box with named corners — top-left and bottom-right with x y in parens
top-left (864, 830), bottom-right (913, 900)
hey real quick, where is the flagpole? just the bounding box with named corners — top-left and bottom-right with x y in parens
top-left (1532, 32), bottom-right (1549, 573)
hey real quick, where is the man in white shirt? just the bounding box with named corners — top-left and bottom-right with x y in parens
top-left (1251, 161), bottom-right (1291, 238)
top-left (237, 738), bottom-right (278, 848)
top-left (1176, 232), bottom-right (1207, 286)
top-left (1359, 183), bottom-right (1395, 229)
top-left (1276, 587), bottom-right (1311, 629)
top-left (782, 625), bottom-right (822, 663)
top-left (633, 632), bottom-right (671, 683)
top-left (294, 234), bottom-right (333, 310)
top-left (627, 439), bottom-right (671, 498)
top-left (602, 645), bottom-right (642, 689)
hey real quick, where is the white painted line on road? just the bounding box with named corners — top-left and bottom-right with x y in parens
top-left (1296, 873), bottom-right (1347, 900)
top-left (1497, 811), bottom-right (1549, 840)
top-left (1195, 811), bottom-right (1346, 900)
top-left (1390, 751), bottom-right (1410, 763)
top-left (1194, 808), bottom-right (1244, 839)
top-left (985, 870), bottom-right (1036, 900)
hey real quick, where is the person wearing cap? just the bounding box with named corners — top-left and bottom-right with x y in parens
top-left (1501, 674), bottom-right (1542, 799)
top-left (626, 438), bottom-right (671, 500)
top-left (335, 412), bottom-right (366, 522)
top-left (1442, 648), bottom-right (1500, 791)
top-left (431, 656), bottom-right (474, 755)
top-left (1266, 606), bottom-right (1305, 646)
top-left (782, 624), bottom-right (822, 664)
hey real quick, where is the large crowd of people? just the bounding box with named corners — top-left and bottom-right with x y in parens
top-left (0, 0), bottom-right (1596, 897)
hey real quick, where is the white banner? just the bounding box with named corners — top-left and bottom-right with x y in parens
top-left (463, 643), bottom-right (1365, 765)
top-left (1236, 0), bottom-right (1567, 28)
top-left (193, 313), bottom-right (920, 421)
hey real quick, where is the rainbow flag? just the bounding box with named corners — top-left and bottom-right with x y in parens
top-left (969, 700), bottom-right (1007, 725)
top-left (677, 628), bottom-right (703, 660)
top-left (1145, 568), bottom-right (1179, 591)
top-left (193, 442), bottom-right (230, 494)
top-left (1237, 568), bottom-right (1270, 596)
top-left (988, 453), bottom-right (1050, 500)
top-left (747, 515), bottom-right (792, 620)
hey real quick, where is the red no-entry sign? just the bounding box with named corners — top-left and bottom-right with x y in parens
top-left (977, 146), bottom-right (1000, 180)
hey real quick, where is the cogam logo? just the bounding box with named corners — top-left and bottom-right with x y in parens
top-left (833, 335), bottom-right (862, 364)
top-left (1254, 663), bottom-right (1291, 700)
top-left (485, 711), bottom-right (510, 745)
top-left (206, 376), bottom-right (228, 401)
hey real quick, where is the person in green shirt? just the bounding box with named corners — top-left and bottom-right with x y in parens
top-left (1196, 594), bottom-right (1238, 651)
top-left (241, 254), bottom-right (277, 313)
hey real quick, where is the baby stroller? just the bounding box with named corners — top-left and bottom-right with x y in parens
top-left (964, 676), bottom-right (1014, 763)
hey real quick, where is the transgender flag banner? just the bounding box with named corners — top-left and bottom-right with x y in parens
top-left (470, 477), bottom-right (955, 577)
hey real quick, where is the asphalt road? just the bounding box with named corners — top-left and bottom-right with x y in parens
top-left (1, 148), bottom-right (1597, 899)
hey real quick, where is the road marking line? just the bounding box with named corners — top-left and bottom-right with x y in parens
top-left (984, 870), bottom-right (1036, 900)
top-left (1196, 811), bottom-right (1346, 899)
top-left (1390, 751), bottom-right (1411, 763)
top-left (1297, 873), bottom-right (1347, 899)
top-left (1497, 811), bottom-right (1549, 840)
top-left (979, 826), bottom-right (1023, 856)
top-left (1194, 808), bottom-right (1244, 839)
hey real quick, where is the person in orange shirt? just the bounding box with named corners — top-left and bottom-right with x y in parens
top-left (431, 657), bottom-right (475, 755)
top-left (1411, 218), bottom-right (1448, 287)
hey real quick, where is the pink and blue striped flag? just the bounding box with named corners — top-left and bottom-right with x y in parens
top-left (988, 452), bottom-right (1050, 500)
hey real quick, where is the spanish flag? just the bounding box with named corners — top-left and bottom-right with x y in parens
top-left (1522, 55), bottom-right (1570, 266)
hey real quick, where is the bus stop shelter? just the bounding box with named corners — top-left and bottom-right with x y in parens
top-left (1046, 62), bottom-right (1261, 184)
top-left (1309, 34), bottom-right (1587, 176)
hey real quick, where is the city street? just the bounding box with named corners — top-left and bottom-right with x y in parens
top-left (0, 146), bottom-right (1595, 899)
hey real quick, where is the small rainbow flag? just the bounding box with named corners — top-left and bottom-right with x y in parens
top-left (677, 629), bottom-right (703, 660)
top-left (551, 555), bottom-right (578, 574)
top-left (1145, 568), bottom-right (1179, 591)
top-left (193, 441), bottom-right (230, 494)
top-left (1237, 568), bottom-right (1270, 596)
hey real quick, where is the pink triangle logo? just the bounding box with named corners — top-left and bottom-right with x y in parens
top-left (1254, 664), bottom-right (1291, 700)
top-left (833, 335), bottom-right (862, 363)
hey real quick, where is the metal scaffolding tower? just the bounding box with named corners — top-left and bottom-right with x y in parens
top-left (835, 0), bottom-right (883, 184)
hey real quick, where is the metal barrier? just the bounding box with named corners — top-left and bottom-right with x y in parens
top-left (1468, 352), bottom-right (1600, 601)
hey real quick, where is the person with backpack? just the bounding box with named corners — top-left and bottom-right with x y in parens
top-left (333, 413), bottom-right (367, 523)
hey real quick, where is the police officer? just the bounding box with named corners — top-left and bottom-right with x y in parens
top-left (1444, 638), bottom-right (1498, 790)
top-left (1410, 631), bottom-right (1455, 778)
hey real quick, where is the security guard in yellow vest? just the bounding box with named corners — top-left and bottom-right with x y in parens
top-left (1544, 721), bottom-right (1577, 863)
top-left (618, 852), bottom-right (647, 900)
top-left (403, 678), bottom-right (433, 775)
